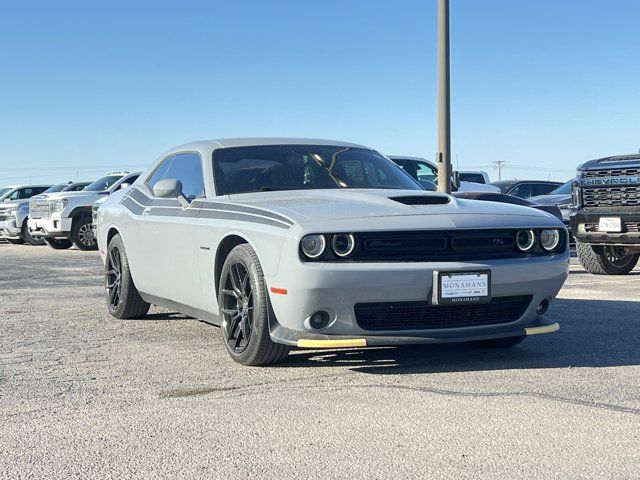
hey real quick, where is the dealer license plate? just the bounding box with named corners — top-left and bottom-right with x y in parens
top-left (598, 217), bottom-right (621, 232)
top-left (437, 271), bottom-right (491, 305)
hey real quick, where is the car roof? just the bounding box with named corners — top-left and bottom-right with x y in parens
top-left (491, 180), bottom-right (561, 185)
top-left (2, 184), bottom-right (52, 189)
top-left (171, 137), bottom-right (372, 152)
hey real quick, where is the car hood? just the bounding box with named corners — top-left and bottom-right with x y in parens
top-left (226, 189), bottom-right (561, 227)
top-left (43, 191), bottom-right (107, 200)
top-left (528, 194), bottom-right (572, 206)
top-left (0, 199), bottom-right (29, 209)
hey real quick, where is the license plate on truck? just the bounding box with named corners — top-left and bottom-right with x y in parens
top-left (599, 217), bottom-right (622, 232)
top-left (435, 271), bottom-right (491, 305)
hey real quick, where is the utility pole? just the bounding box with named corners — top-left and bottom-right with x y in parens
top-left (437, 0), bottom-right (451, 193)
top-left (493, 160), bottom-right (506, 180)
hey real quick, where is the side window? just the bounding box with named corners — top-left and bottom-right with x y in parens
top-left (33, 187), bottom-right (49, 195)
top-left (17, 188), bottom-right (34, 199)
top-left (509, 183), bottom-right (533, 198)
top-left (532, 183), bottom-right (557, 196)
top-left (8, 190), bottom-right (20, 200)
top-left (119, 175), bottom-right (139, 190)
top-left (147, 153), bottom-right (204, 200)
top-left (415, 161), bottom-right (438, 183)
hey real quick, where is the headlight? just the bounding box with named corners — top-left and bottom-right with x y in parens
top-left (516, 230), bottom-right (536, 251)
top-left (331, 233), bottom-right (356, 257)
top-left (300, 234), bottom-right (326, 259)
top-left (540, 229), bottom-right (561, 251)
top-left (49, 199), bottom-right (68, 212)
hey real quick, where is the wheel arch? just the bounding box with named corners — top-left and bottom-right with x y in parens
top-left (214, 234), bottom-right (252, 295)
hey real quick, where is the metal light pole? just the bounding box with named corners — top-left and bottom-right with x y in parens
top-left (437, 0), bottom-right (452, 193)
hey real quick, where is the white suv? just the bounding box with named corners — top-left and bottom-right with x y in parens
top-left (28, 172), bottom-right (140, 250)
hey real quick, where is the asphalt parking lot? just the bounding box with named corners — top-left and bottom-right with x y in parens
top-left (1, 244), bottom-right (639, 479)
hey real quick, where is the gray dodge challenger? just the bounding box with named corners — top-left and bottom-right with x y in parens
top-left (96, 138), bottom-right (569, 365)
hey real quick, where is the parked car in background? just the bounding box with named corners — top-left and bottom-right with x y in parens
top-left (571, 153), bottom-right (640, 274)
top-left (491, 180), bottom-right (563, 199)
top-left (528, 180), bottom-right (574, 229)
top-left (29, 172), bottom-right (140, 251)
top-left (0, 185), bottom-right (52, 245)
top-left (38, 181), bottom-right (91, 195)
top-left (388, 156), bottom-right (499, 193)
top-left (97, 138), bottom-right (568, 366)
top-left (458, 171), bottom-right (492, 185)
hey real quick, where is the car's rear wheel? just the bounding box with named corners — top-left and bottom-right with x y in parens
top-left (576, 241), bottom-right (639, 275)
top-left (218, 244), bottom-right (290, 366)
top-left (72, 217), bottom-right (98, 251)
top-left (106, 233), bottom-right (150, 319)
top-left (22, 221), bottom-right (45, 246)
top-left (470, 335), bottom-right (526, 348)
top-left (43, 238), bottom-right (73, 250)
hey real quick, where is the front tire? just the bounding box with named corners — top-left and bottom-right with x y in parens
top-left (72, 217), bottom-right (98, 251)
top-left (470, 335), bottom-right (527, 348)
top-left (44, 238), bottom-right (73, 250)
top-left (576, 241), bottom-right (639, 275)
top-left (105, 233), bottom-right (150, 319)
top-left (218, 244), bottom-right (290, 366)
top-left (22, 221), bottom-right (45, 246)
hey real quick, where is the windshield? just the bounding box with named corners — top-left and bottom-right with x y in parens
top-left (213, 145), bottom-right (421, 195)
top-left (550, 180), bottom-right (572, 195)
top-left (84, 175), bottom-right (123, 192)
top-left (0, 187), bottom-right (12, 199)
top-left (43, 184), bottom-right (68, 194)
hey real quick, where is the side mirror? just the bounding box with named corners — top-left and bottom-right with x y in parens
top-left (452, 171), bottom-right (461, 191)
top-left (119, 183), bottom-right (130, 190)
top-left (152, 179), bottom-right (189, 207)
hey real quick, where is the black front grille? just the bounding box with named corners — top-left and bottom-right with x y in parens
top-left (353, 230), bottom-right (539, 262)
top-left (583, 168), bottom-right (640, 178)
top-left (583, 186), bottom-right (640, 207)
top-left (354, 295), bottom-right (532, 331)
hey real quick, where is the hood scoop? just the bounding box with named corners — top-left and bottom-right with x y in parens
top-left (389, 195), bottom-right (450, 206)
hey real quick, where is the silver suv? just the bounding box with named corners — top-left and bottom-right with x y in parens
top-left (0, 185), bottom-right (52, 245)
top-left (29, 172), bottom-right (140, 250)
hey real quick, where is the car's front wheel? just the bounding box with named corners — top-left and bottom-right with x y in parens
top-left (105, 233), bottom-right (150, 319)
top-left (72, 217), bottom-right (98, 251)
top-left (22, 222), bottom-right (45, 246)
top-left (43, 238), bottom-right (73, 250)
top-left (218, 244), bottom-right (290, 366)
top-left (576, 241), bottom-right (639, 275)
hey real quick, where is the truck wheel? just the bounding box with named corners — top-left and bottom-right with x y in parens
top-left (576, 241), bottom-right (639, 275)
top-left (72, 217), bottom-right (98, 251)
top-left (470, 335), bottom-right (526, 348)
top-left (218, 244), bottom-right (290, 366)
top-left (44, 238), bottom-right (73, 250)
top-left (22, 222), bottom-right (45, 246)
top-left (105, 233), bottom-right (150, 319)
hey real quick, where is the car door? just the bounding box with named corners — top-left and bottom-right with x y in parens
top-left (508, 183), bottom-right (533, 198)
top-left (133, 153), bottom-right (206, 308)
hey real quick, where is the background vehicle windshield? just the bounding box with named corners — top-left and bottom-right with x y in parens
top-left (550, 180), bottom-right (572, 195)
top-left (84, 175), bottom-right (123, 192)
top-left (0, 187), bottom-right (12, 199)
top-left (43, 184), bottom-right (68, 194)
top-left (213, 145), bottom-right (421, 195)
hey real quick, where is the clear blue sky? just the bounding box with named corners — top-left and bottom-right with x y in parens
top-left (1, 0), bottom-right (639, 184)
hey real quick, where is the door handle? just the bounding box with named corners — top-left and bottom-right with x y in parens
top-left (142, 207), bottom-right (151, 216)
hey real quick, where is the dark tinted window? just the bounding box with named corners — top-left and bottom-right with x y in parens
top-left (550, 181), bottom-right (572, 195)
top-left (85, 175), bottom-right (124, 192)
top-left (67, 183), bottom-right (89, 191)
top-left (213, 145), bottom-right (421, 195)
top-left (43, 184), bottom-right (68, 194)
top-left (33, 187), bottom-right (49, 195)
top-left (508, 183), bottom-right (533, 198)
top-left (10, 188), bottom-right (36, 200)
top-left (148, 153), bottom-right (204, 199)
top-left (532, 183), bottom-right (560, 197)
top-left (459, 173), bottom-right (486, 184)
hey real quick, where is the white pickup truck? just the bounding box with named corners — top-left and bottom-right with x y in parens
top-left (28, 172), bottom-right (140, 250)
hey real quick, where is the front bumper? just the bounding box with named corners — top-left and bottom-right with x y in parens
top-left (265, 250), bottom-right (569, 347)
top-left (571, 209), bottom-right (640, 245)
top-left (27, 216), bottom-right (72, 238)
top-left (0, 219), bottom-right (20, 239)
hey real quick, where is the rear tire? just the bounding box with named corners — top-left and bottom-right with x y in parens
top-left (576, 241), bottom-right (639, 275)
top-left (22, 221), bottom-right (45, 246)
top-left (218, 243), bottom-right (290, 366)
top-left (470, 335), bottom-right (526, 348)
top-left (44, 238), bottom-right (73, 250)
top-left (105, 233), bottom-right (150, 319)
top-left (72, 217), bottom-right (98, 251)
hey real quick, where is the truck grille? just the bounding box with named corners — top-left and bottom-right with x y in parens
top-left (583, 168), bottom-right (640, 178)
top-left (583, 186), bottom-right (640, 208)
top-left (29, 201), bottom-right (51, 219)
top-left (354, 295), bottom-right (532, 331)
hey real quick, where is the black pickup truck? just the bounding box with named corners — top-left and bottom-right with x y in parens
top-left (571, 153), bottom-right (640, 274)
